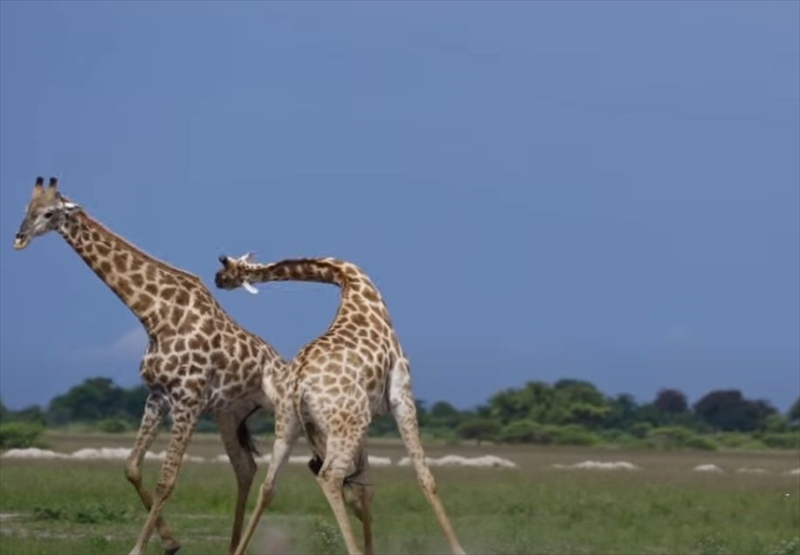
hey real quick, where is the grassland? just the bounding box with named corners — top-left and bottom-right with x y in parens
top-left (1, 432), bottom-right (799, 555)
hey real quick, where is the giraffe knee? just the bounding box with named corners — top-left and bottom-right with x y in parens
top-left (124, 458), bottom-right (142, 485)
top-left (237, 456), bottom-right (258, 486)
top-left (343, 483), bottom-right (357, 505)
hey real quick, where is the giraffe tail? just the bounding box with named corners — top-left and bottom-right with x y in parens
top-left (236, 405), bottom-right (261, 456)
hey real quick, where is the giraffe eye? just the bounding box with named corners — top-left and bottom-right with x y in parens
top-left (43, 211), bottom-right (54, 220)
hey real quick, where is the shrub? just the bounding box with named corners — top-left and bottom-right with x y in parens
top-left (760, 432), bottom-right (800, 450)
top-left (715, 432), bottom-right (752, 449)
top-left (455, 418), bottom-right (502, 443)
top-left (500, 421), bottom-right (600, 446)
top-left (95, 418), bottom-right (130, 433)
top-left (0, 422), bottom-right (48, 450)
top-left (550, 424), bottom-right (600, 446)
top-left (646, 426), bottom-right (717, 451)
top-left (500, 420), bottom-right (545, 444)
top-left (630, 422), bottom-right (652, 439)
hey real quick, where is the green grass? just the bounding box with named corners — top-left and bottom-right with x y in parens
top-left (1, 433), bottom-right (798, 554)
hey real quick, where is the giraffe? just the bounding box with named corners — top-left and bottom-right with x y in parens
top-left (12, 177), bottom-right (293, 555)
top-left (214, 253), bottom-right (467, 555)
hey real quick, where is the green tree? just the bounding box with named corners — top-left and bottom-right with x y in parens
top-left (428, 401), bottom-right (461, 428)
top-left (605, 393), bottom-right (639, 430)
top-left (455, 418), bottom-right (502, 444)
top-left (487, 388), bottom-right (528, 425)
top-left (653, 388), bottom-right (689, 415)
top-left (693, 390), bottom-right (776, 432)
top-left (552, 379), bottom-right (607, 407)
top-left (565, 403), bottom-right (610, 429)
top-left (552, 379), bottom-right (611, 427)
top-left (414, 399), bottom-right (429, 427)
top-left (47, 377), bottom-right (129, 424)
top-left (0, 399), bottom-right (9, 423)
top-left (12, 405), bottom-right (48, 426)
top-left (788, 397), bottom-right (800, 424)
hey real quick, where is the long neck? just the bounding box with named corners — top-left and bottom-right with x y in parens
top-left (58, 211), bottom-right (208, 335)
top-left (242, 257), bottom-right (393, 326)
top-left (243, 258), bottom-right (351, 288)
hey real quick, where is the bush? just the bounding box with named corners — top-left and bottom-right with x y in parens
top-left (455, 418), bottom-right (502, 443)
top-left (95, 418), bottom-right (130, 433)
top-left (500, 420), bottom-right (546, 444)
top-left (550, 424), bottom-right (600, 446)
top-left (500, 421), bottom-right (600, 446)
top-left (0, 422), bottom-right (48, 450)
top-left (646, 426), bottom-right (717, 451)
top-left (715, 432), bottom-right (752, 449)
top-left (630, 422), bottom-right (652, 439)
top-left (760, 432), bottom-right (800, 450)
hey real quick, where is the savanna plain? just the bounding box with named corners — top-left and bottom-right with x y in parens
top-left (1, 432), bottom-right (798, 555)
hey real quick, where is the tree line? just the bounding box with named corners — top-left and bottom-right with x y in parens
top-left (1, 376), bottom-right (798, 451)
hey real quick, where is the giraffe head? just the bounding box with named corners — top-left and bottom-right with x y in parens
top-left (14, 177), bottom-right (82, 250)
top-left (215, 253), bottom-right (260, 294)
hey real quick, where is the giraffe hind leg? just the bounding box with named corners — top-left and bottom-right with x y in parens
top-left (124, 392), bottom-right (182, 555)
top-left (216, 408), bottom-right (259, 555)
top-left (389, 369), bottom-right (466, 555)
top-left (308, 446), bottom-right (374, 554)
top-left (233, 411), bottom-right (302, 555)
top-left (314, 421), bottom-right (371, 555)
top-left (343, 448), bottom-right (375, 555)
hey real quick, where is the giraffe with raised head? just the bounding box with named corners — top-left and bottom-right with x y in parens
top-left (12, 177), bottom-right (292, 555)
top-left (214, 253), bottom-right (467, 555)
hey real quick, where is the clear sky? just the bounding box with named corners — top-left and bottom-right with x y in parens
top-left (1, 1), bottom-right (798, 412)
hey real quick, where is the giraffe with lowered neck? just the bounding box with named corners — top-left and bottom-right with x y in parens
top-left (215, 253), bottom-right (467, 555)
top-left (12, 177), bottom-right (293, 555)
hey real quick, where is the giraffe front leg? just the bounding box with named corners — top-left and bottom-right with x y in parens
top-left (124, 392), bottom-right (181, 555)
top-left (128, 405), bottom-right (199, 555)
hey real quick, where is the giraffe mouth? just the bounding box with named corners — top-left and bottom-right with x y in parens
top-left (13, 235), bottom-right (29, 250)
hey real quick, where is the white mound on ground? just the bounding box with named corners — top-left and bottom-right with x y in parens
top-left (694, 464), bottom-right (724, 473)
top-left (784, 468), bottom-right (800, 476)
top-left (2, 448), bottom-right (69, 459)
top-left (551, 460), bottom-right (639, 471)
top-left (215, 454), bottom-right (393, 466)
top-left (1, 447), bottom-right (509, 469)
top-left (1, 447), bottom-right (204, 463)
top-left (397, 454), bottom-right (518, 469)
top-left (736, 467), bottom-right (770, 475)
top-left (71, 447), bottom-right (131, 460)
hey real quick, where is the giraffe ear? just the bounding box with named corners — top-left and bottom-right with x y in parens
top-left (61, 200), bottom-right (82, 214)
top-left (235, 252), bottom-right (255, 263)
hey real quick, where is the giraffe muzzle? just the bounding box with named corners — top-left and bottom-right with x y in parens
top-left (13, 233), bottom-right (29, 250)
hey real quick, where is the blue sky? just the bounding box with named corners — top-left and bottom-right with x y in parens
top-left (1, 1), bottom-right (798, 412)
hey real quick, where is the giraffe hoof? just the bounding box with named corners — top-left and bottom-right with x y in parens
top-left (164, 545), bottom-right (181, 555)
